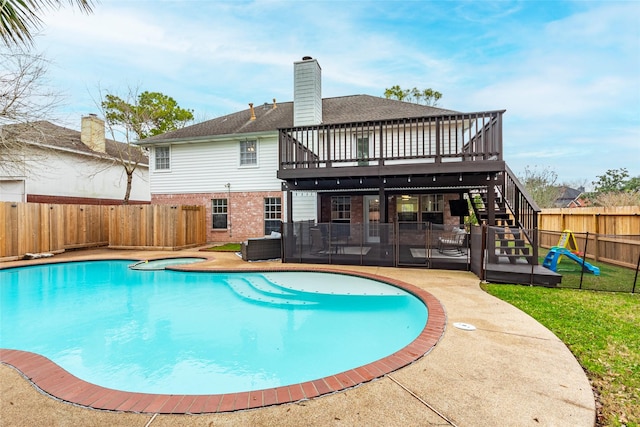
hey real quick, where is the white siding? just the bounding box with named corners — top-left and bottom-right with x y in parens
top-left (291, 191), bottom-right (317, 221)
top-left (150, 136), bottom-right (282, 194)
top-left (5, 146), bottom-right (150, 201)
top-left (293, 58), bottom-right (322, 126)
top-left (0, 179), bottom-right (25, 202)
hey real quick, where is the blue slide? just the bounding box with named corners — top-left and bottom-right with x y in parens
top-left (542, 247), bottom-right (600, 275)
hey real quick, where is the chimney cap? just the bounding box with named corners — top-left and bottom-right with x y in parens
top-left (302, 56), bottom-right (313, 60)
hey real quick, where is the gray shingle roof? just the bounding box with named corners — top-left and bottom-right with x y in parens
top-left (146, 95), bottom-right (461, 142)
top-left (2, 121), bottom-right (148, 165)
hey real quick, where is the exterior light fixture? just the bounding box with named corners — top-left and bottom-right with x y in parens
top-left (315, 179), bottom-right (318, 185)
top-left (337, 179), bottom-right (340, 185)
top-left (408, 176), bottom-right (411, 183)
top-left (459, 175), bottom-right (463, 182)
top-left (433, 176), bottom-right (436, 182)
top-left (487, 174), bottom-right (490, 181)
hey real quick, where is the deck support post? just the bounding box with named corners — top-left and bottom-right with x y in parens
top-left (379, 186), bottom-right (387, 224)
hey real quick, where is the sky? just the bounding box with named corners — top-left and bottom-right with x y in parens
top-left (26, 0), bottom-right (640, 187)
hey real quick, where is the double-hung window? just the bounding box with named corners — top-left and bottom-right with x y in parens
top-left (240, 140), bottom-right (257, 166)
top-left (155, 146), bottom-right (170, 170)
top-left (212, 199), bottom-right (228, 229)
top-left (264, 197), bottom-right (282, 235)
top-left (331, 196), bottom-right (351, 221)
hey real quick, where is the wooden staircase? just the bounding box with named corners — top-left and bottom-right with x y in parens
top-left (468, 167), bottom-right (562, 286)
top-left (469, 188), bottom-right (533, 265)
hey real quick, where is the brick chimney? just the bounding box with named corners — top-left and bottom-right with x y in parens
top-left (80, 114), bottom-right (106, 153)
top-left (293, 56), bottom-right (322, 126)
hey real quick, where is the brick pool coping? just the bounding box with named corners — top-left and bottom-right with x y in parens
top-left (0, 263), bottom-right (446, 414)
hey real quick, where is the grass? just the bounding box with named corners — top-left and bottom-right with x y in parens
top-left (200, 243), bottom-right (242, 252)
top-left (541, 248), bottom-right (639, 293)
top-left (483, 256), bottom-right (640, 427)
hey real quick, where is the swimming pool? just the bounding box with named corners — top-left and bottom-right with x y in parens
top-left (1, 260), bottom-right (430, 397)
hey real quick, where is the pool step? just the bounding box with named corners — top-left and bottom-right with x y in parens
top-left (243, 275), bottom-right (298, 297)
top-left (129, 258), bottom-right (205, 271)
top-left (226, 277), bottom-right (319, 307)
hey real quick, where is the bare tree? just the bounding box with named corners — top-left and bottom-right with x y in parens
top-left (0, 45), bottom-right (63, 176)
top-left (521, 165), bottom-right (563, 208)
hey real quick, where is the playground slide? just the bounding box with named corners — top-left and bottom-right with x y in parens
top-left (561, 250), bottom-right (600, 275)
top-left (542, 247), bottom-right (600, 276)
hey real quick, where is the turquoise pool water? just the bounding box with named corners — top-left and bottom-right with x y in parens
top-left (0, 261), bottom-right (428, 395)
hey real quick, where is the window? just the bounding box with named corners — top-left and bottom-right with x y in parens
top-left (396, 194), bottom-right (444, 225)
top-left (240, 140), bottom-right (257, 166)
top-left (212, 199), bottom-right (228, 229)
top-left (356, 136), bottom-right (369, 166)
top-left (264, 197), bottom-right (282, 235)
top-left (397, 196), bottom-right (418, 222)
top-left (331, 196), bottom-right (351, 221)
top-left (421, 194), bottom-right (444, 224)
top-left (155, 146), bottom-right (170, 170)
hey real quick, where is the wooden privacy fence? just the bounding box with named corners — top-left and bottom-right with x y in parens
top-left (108, 204), bottom-right (206, 250)
top-left (539, 206), bottom-right (640, 269)
top-left (1, 202), bottom-right (108, 260)
top-left (1, 202), bottom-right (206, 261)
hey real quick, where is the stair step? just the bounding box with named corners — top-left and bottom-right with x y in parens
top-left (226, 277), bottom-right (319, 306)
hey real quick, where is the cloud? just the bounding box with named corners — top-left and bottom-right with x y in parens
top-left (28, 0), bottom-right (639, 183)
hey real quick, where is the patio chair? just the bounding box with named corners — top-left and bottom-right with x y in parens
top-left (310, 228), bottom-right (326, 253)
top-left (438, 227), bottom-right (467, 255)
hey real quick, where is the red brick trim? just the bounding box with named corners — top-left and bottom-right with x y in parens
top-left (0, 266), bottom-right (445, 414)
top-left (26, 194), bottom-right (150, 205)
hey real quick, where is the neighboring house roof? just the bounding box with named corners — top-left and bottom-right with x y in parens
top-left (145, 95), bottom-right (461, 143)
top-left (2, 121), bottom-right (148, 165)
top-left (554, 186), bottom-right (584, 208)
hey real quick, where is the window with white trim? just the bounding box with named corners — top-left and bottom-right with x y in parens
top-left (264, 197), bottom-right (282, 235)
top-left (212, 199), bottom-right (228, 229)
top-left (331, 196), bottom-right (351, 221)
top-left (155, 146), bottom-right (170, 170)
top-left (240, 140), bottom-right (257, 166)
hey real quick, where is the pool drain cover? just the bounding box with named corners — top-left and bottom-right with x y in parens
top-left (453, 322), bottom-right (476, 331)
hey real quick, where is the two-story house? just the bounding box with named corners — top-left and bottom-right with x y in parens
top-left (140, 58), bottom-right (465, 241)
top-left (0, 115), bottom-right (150, 204)
top-left (141, 57), bottom-right (556, 285)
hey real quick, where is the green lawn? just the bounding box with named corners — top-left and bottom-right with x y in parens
top-left (200, 243), bottom-right (242, 252)
top-left (483, 259), bottom-right (640, 426)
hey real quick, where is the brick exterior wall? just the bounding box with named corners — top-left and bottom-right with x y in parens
top-left (152, 191), bottom-right (285, 243)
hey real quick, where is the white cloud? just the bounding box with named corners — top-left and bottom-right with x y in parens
top-left (26, 0), bottom-right (639, 183)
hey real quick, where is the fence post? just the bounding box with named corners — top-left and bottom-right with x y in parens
top-left (594, 213), bottom-right (600, 262)
top-left (579, 231), bottom-right (589, 290)
top-left (633, 252), bottom-right (639, 294)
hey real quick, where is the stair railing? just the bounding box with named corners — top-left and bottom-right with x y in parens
top-left (496, 165), bottom-right (541, 261)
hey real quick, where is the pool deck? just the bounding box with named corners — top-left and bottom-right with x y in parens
top-left (0, 248), bottom-right (596, 426)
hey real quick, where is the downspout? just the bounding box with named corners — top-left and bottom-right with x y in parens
top-left (225, 183), bottom-right (232, 238)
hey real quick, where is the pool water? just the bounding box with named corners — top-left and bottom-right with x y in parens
top-left (0, 261), bottom-right (427, 395)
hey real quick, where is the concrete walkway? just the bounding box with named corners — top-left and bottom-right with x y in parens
top-left (0, 249), bottom-right (595, 426)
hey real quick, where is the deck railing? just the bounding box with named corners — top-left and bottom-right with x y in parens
top-left (279, 111), bottom-right (504, 170)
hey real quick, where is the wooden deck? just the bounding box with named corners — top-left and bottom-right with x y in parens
top-left (485, 262), bottom-right (562, 287)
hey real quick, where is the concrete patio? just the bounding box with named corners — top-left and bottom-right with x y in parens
top-left (0, 248), bottom-right (595, 426)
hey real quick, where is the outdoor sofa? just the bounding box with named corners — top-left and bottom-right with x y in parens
top-left (241, 233), bottom-right (282, 261)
